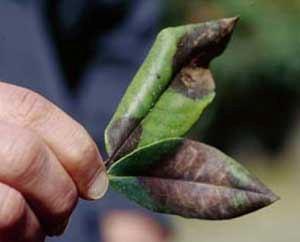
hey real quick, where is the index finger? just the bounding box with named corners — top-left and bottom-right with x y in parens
top-left (0, 82), bottom-right (108, 200)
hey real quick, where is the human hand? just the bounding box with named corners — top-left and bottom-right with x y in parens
top-left (0, 82), bottom-right (108, 241)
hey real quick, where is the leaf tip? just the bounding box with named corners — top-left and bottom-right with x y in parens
top-left (267, 191), bottom-right (280, 204)
top-left (217, 16), bottom-right (239, 39)
top-left (222, 16), bottom-right (240, 27)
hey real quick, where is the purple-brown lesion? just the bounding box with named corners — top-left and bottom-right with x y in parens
top-left (134, 139), bottom-right (278, 219)
top-left (148, 140), bottom-right (266, 193)
top-left (106, 119), bottom-right (143, 167)
top-left (173, 17), bottom-right (239, 71)
top-left (170, 66), bottom-right (215, 99)
top-left (139, 176), bottom-right (275, 220)
top-left (149, 140), bottom-right (230, 185)
top-left (170, 18), bottom-right (238, 99)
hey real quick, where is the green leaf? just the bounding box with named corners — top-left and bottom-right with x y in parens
top-left (109, 138), bottom-right (278, 220)
top-left (105, 17), bottom-right (239, 164)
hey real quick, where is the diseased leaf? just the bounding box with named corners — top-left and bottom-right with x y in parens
top-left (104, 17), bottom-right (278, 220)
top-left (109, 138), bottom-right (278, 220)
top-left (105, 17), bottom-right (239, 163)
top-left (108, 68), bottom-right (215, 163)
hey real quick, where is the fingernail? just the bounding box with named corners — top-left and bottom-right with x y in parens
top-left (87, 170), bottom-right (109, 200)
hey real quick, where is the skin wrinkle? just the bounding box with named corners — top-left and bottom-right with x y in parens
top-left (0, 188), bottom-right (25, 229)
top-left (19, 144), bottom-right (49, 188)
top-left (0, 80), bottom-right (112, 241)
top-left (0, 130), bottom-right (46, 187)
top-left (2, 87), bottom-right (54, 130)
top-left (0, 184), bottom-right (45, 242)
top-left (0, 120), bottom-right (80, 236)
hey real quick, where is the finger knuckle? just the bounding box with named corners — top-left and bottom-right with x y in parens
top-left (0, 130), bottom-right (45, 183)
top-left (67, 128), bottom-right (99, 171)
top-left (51, 185), bottom-right (78, 220)
top-left (0, 187), bottom-right (26, 230)
top-left (12, 87), bottom-right (53, 126)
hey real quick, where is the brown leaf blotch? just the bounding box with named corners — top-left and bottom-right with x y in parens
top-left (173, 17), bottom-right (239, 70)
top-left (149, 140), bottom-right (275, 196)
top-left (106, 117), bottom-right (142, 165)
top-left (139, 177), bottom-right (276, 220)
top-left (171, 66), bottom-right (215, 99)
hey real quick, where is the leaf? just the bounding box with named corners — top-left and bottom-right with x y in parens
top-left (105, 17), bottom-right (239, 164)
top-left (104, 17), bottom-right (278, 219)
top-left (108, 138), bottom-right (278, 220)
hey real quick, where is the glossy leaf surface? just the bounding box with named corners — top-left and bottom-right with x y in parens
top-left (109, 138), bottom-right (278, 219)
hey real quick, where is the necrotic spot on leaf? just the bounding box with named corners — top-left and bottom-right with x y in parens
top-left (106, 117), bottom-right (140, 155)
top-left (171, 66), bottom-right (215, 99)
top-left (173, 17), bottom-right (239, 69)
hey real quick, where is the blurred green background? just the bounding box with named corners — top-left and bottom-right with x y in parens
top-left (162, 1), bottom-right (300, 242)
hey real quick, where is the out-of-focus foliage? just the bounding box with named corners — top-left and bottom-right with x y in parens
top-left (163, 0), bottom-right (300, 153)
